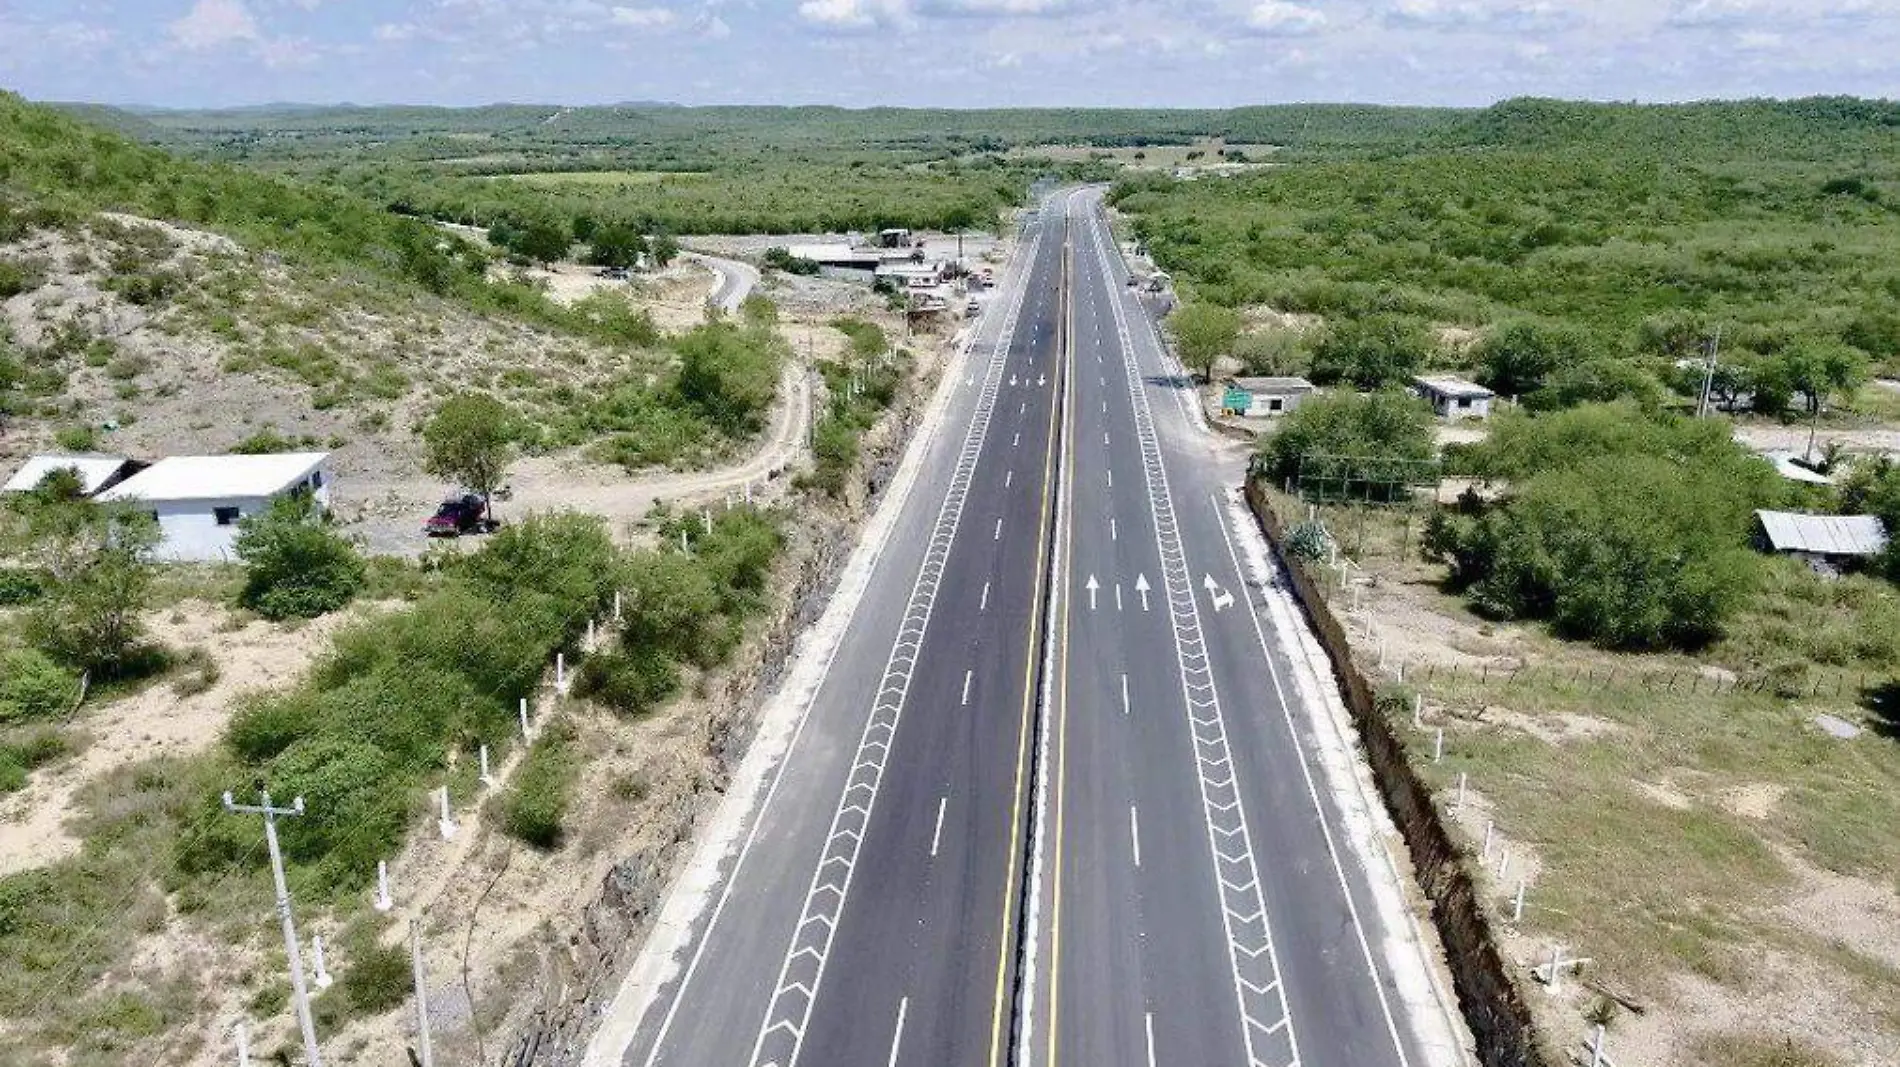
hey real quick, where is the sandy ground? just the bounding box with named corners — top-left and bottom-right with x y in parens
top-left (1319, 501), bottom-right (1900, 1067)
top-left (0, 600), bottom-right (374, 877)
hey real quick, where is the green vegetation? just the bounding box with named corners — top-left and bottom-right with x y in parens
top-left (0, 649), bottom-right (78, 724)
top-left (422, 393), bottom-right (521, 506)
top-left (3, 482), bottom-right (166, 681)
top-left (1167, 302), bottom-right (1241, 383)
top-left (234, 496), bottom-right (367, 620)
top-left (496, 716), bottom-right (579, 849)
top-left (1255, 390), bottom-right (1435, 498)
top-left (804, 318), bottom-right (907, 498)
top-left (1116, 98), bottom-right (1900, 411)
top-left (1427, 404), bottom-right (1789, 648)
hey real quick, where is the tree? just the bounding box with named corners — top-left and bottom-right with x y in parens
top-left (1425, 456), bottom-right (1760, 649)
top-left (234, 495), bottom-right (367, 620)
top-left (490, 215), bottom-right (571, 266)
top-left (646, 232), bottom-right (681, 268)
top-left (586, 223), bottom-right (646, 270)
top-left (422, 394), bottom-right (521, 518)
top-left (24, 506), bottom-right (161, 678)
top-left (1475, 319), bottom-right (1593, 398)
top-left (1169, 302), bottom-right (1241, 383)
top-left (1756, 341), bottom-right (1870, 456)
top-left (672, 322), bottom-right (781, 436)
top-left (1531, 357), bottom-right (1663, 411)
top-left (1258, 390), bottom-right (1434, 499)
top-left (1232, 330), bottom-right (1304, 377)
top-left (1309, 315), bottom-right (1431, 390)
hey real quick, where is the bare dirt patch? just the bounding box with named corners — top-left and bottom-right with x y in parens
top-left (0, 599), bottom-right (373, 876)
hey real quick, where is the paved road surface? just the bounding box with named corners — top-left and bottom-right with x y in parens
top-left (1020, 188), bottom-right (1436, 1067)
top-left (587, 190), bottom-right (1459, 1067)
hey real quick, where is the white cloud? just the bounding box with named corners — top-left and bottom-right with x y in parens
top-left (799, 0), bottom-right (908, 27)
top-left (1247, 0), bottom-right (1327, 35)
top-left (702, 14), bottom-right (732, 37)
top-left (1386, 0), bottom-right (1571, 30)
top-left (169, 0), bottom-right (261, 50)
top-left (374, 22), bottom-right (419, 42)
top-left (610, 5), bottom-right (677, 27)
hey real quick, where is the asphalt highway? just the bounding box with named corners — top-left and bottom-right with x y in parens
top-left (1021, 189), bottom-right (1432, 1067)
top-left (601, 189), bottom-right (1451, 1067)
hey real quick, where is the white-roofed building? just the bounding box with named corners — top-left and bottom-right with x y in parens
top-left (2, 453), bottom-right (137, 497)
top-left (97, 452), bottom-right (333, 562)
top-left (1413, 375), bottom-right (1496, 421)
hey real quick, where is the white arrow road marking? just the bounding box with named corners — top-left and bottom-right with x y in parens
top-left (1010, 374), bottom-right (1020, 387)
top-left (1135, 573), bottom-right (1152, 612)
top-left (1086, 574), bottom-right (1100, 611)
top-left (1038, 373), bottom-right (1047, 387)
top-left (1203, 574), bottom-right (1235, 613)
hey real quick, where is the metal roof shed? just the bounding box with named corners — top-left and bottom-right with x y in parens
top-left (1755, 510), bottom-right (1887, 559)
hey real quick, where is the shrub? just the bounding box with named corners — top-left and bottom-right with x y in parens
top-left (762, 247), bottom-right (820, 275)
top-left (234, 496), bottom-right (366, 620)
top-left (1257, 389), bottom-right (1435, 497)
top-left (169, 646), bottom-right (221, 697)
top-left (334, 938), bottom-right (411, 1016)
top-left (1308, 315), bottom-right (1431, 390)
top-left (576, 646), bottom-right (681, 716)
top-left (0, 568), bottom-right (43, 605)
top-left (53, 425), bottom-right (98, 452)
top-left (497, 717), bottom-right (578, 849)
top-left (1425, 455), bottom-right (1763, 648)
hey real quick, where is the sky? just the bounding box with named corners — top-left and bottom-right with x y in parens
top-left (2, 0), bottom-right (1899, 109)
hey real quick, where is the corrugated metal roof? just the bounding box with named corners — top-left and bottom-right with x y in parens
top-left (99, 453), bottom-right (329, 503)
top-left (1755, 510), bottom-right (1887, 557)
top-left (2, 454), bottom-right (130, 495)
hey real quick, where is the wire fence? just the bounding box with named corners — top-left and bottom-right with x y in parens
top-left (1390, 660), bottom-right (1877, 701)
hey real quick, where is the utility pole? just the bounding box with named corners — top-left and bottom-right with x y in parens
top-left (410, 918), bottom-right (436, 1067)
top-left (1696, 325), bottom-right (1722, 418)
top-left (222, 792), bottom-right (323, 1067)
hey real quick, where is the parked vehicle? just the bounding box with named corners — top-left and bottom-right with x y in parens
top-left (424, 494), bottom-right (499, 537)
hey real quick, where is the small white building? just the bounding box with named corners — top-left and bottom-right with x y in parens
top-left (1224, 377), bottom-right (1316, 418)
top-left (97, 452), bottom-right (333, 562)
top-left (1413, 376), bottom-right (1496, 421)
top-left (2, 453), bottom-right (137, 497)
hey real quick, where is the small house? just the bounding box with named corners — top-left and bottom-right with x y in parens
top-left (97, 452), bottom-right (333, 562)
top-left (1754, 509), bottom-right (1887, 575)
top-left (875, 261), bottom-right (944, 289)
top-left (2, 453), bottom-right (138, 497)
top-left (1223, 377), bottom-right (1315, 418)
top-left (1414, 376), bottom-right (1495, 421)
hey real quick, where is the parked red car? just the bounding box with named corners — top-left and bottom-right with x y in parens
top-left (423, 494), bottom-right (499, 537)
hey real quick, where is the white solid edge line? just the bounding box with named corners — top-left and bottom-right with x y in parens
top-left (583, 215), bottom-right (1042, 1067)
top-left (886, 997), bottom-right (908, 1067)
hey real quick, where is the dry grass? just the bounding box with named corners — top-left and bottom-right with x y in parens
top-left (1276, 487), bottom-right (1900, 1065)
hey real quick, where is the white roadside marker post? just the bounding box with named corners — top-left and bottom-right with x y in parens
top-left (518, 697), bottom-right (530, 737)
top-left (479, 744), bottom-right (494, 788)
top-left (311, 934), bottom-right (334, 990)
top-left (1455, 772), bottom-right (1467, 811)
top-left (613, 589), bottom-right (623, 623)
top-left (375, 860), bottom-right (393, 912)
top-left (1433, 728), bottom-right (1444, 763)
top-left (437, 786), bottom-right (457, 841)
top-left (1513, 880), bottom-right (1527, 922)
top-left (555, 653), bottom-right (568, 695)
top-left (410, 918), bottom-right (435, 1067)
top-left (1413, 693), bottom-right (1423, 729)
top-left (235, 1021), bottom-right (251, 1067)
top-left (1482, 820), bottom-right (1494, 861)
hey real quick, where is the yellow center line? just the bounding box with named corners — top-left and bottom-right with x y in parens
top-left (988, 217), bottom-right (1070, 1067)
top-left (1045, 215), bottom-right (1079, 1067)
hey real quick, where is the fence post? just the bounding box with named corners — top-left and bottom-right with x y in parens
top-left (1433, 728), bottom-right (1444, 763)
